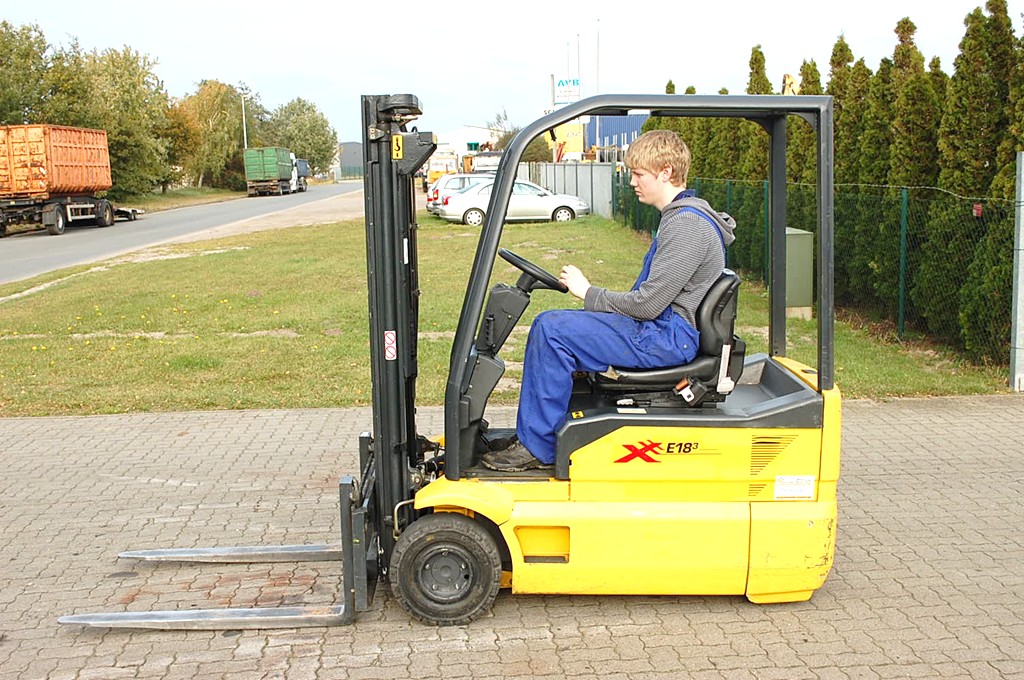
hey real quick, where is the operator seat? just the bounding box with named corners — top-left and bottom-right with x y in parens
top-left (593, 269), bottom-right (746, 407)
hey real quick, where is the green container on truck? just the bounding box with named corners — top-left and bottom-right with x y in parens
top-left (244, 147), bottom-right (306, 196)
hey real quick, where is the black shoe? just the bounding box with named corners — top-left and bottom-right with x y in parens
top-left (481, 442), bottom-right (552, 472)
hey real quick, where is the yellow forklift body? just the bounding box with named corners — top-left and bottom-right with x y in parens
top-left (415, 357), bottom-right (842, 603)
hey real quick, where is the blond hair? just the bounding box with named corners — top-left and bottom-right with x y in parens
top-left (625, 129), bottom-right (691, 187)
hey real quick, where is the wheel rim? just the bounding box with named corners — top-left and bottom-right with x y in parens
top-left (413, 544), bottom-right (476, 604)
top-left (465, 210), bottom-right (484, 226)
top-left (554, 208), bottom-right (573, 222)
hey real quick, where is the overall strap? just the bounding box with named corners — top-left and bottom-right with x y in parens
top-left (676, 206), bottom-right (727, 258)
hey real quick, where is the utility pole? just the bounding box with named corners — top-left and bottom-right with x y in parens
top-left (241, 94), bottom-right (248, 149)
top-left (1012, 151), bottom-right (1023, 391)
top-left (595, 20), bottom-right (601, 161)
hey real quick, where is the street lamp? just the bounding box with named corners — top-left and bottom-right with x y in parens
top-left (241, 94), bottom-right (248, 149)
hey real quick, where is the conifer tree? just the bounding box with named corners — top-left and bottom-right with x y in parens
top-left (959, 0), bottom-right (1022, 360)
top-left (735, 46), bottom-right (774, 276)
top-left (928, 57), bottom-right (950, 112)
top-left (850, 58), bottom-right (895, 305)
top-left (677, 85), bottom-right (709, 180)
top-left (880, 18), bottom-right (941, 316)
top-left (704, 87), bottom-right (743, 202)
top-left (788, 61), bottom-right (822, 239)
top-left (828, 36), bottom-right (872, 303)
top-left (827, 37), bottom-right (862, 185)
top-left (914, 8), bottom-right (1000, 343)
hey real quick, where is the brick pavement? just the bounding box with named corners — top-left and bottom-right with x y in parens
top-left (1, 395), bottom-right (1022, 679)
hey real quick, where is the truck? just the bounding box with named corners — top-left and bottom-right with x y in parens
top-left (243, 147), bottom-right (309, 196)
top-left (425, 148), bottom-right (459, 187)
top-left (0, 125), bottom-right (141, 237)
top-left (470, 150), bottom-right (502, 173)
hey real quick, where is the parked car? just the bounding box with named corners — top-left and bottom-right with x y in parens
top-left (427, 172), bottom-right (494, 214)
top-left (438, 179), bottom-right (590, 226)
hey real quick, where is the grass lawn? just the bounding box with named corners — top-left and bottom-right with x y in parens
top-left (0, 212), bottom-right (1009, 416)
top-left (119, 187), bottom-right (243, 213)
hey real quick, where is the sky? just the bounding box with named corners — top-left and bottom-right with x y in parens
top-left (6, 0), bottom-right (1024, 143)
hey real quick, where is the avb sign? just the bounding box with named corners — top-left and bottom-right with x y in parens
top-left (554, 78), bottom-right (581, 105)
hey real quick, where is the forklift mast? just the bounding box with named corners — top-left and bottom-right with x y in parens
top-left (359, 94), bottom-right (436, 567)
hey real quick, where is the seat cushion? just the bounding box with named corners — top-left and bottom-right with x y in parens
top-left (597, 355), bottom-right (720, 387)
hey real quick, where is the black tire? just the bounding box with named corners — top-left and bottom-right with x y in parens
top-left (552, 206), bottom-right (575, 222)
top-left (46, 205), bottom-right (66, 235)
top-left (94, 200), bottom-right (114, 227)
top-left (389, 513), bottom-right (502, 625)
top-left (463, 208), bottom-right (485, 227)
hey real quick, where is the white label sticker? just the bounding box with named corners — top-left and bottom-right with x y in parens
top-left (774, 475), bottom-right (816, 500)
top-left (383, 330), bottom-right (397, 361)
top-left (616, 407), bottom-right (648, 414)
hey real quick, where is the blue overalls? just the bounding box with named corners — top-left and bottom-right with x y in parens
top-left (515, 200), bottom-right (723, 464)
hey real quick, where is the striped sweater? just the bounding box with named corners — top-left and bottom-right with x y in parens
top-left (584, 195), bottom-right (736, 327)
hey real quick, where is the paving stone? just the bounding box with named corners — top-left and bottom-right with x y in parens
top-left (0, 395), bottom-right (1021, 678)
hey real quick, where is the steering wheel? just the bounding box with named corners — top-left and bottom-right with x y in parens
top-left (499, 248), bottom-right (568, 293)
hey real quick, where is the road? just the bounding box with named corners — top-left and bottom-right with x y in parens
top-left (0, 181), bottom-right (363, 285)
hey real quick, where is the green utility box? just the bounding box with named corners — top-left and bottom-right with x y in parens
top-left (244, 147), bottom-right (293, 181)
top-left (786, 227), bottom-right (814, 319)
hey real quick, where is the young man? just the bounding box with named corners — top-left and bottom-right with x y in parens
top-left (482, 130), bottom-right (736, 472)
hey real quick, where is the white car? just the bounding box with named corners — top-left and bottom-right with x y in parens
top-left (438, 179), bottom-right (590, 226)
top-left (426, 173), bottom-right (494, 214)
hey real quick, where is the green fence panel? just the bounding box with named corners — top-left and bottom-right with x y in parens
top-left (612, 171), bottom-right (1016, 364)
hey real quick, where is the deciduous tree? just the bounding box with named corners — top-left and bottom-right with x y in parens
top-left (265, 98), bottom-right (338, 175)
top-left (179, 80), bottom-right (244, 188)
top-left (0, 21), bottom-right (48, 124)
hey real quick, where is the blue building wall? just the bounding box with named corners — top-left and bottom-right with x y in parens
top-left (584, 113), bottom-right (649, 151)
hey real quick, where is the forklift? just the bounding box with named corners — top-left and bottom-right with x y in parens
top-left (60, 93), bottom-right (839, 629)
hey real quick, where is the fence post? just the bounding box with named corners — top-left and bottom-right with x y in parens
top-left (725, 180), bottom-right (733, 268)
top-left (763, 180), bottom-right (770, 285)
top-left (633, 183), bottom-right (641, 232)
top-left (1011, 152), bottom-right (1023, 391)
top-left (898, 187), bottom-right (909, 337)
top-left (612, 170), bottom-right (618, 220)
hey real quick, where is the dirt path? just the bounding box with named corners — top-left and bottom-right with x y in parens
top-left (159, 185), bottom-right (428, 245)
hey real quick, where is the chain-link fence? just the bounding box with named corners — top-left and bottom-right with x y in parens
top-left (613, 173), bottom-right (1017, 365)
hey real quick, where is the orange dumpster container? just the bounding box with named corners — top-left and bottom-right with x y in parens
top-left (0, 125), bottom-right (112, 199)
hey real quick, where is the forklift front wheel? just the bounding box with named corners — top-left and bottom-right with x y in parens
top-left (389, 513), bottom-right (502, 625)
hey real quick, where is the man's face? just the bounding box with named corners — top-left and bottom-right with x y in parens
top-left (629, 165), bottom-right (670, 207)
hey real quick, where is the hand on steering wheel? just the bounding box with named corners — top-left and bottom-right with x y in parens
top-left (499, 248), bottom-right (569, 293)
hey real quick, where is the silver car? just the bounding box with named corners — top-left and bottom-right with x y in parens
top-left (426, 173), bottom-right (494, 214)
top-left (438, 179), bottom-right (590, 226)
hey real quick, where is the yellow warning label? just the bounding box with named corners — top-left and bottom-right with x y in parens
top-left (392, 135), bottom-right (404, 160)
top-left (571, 411), bottom-right (585, 419)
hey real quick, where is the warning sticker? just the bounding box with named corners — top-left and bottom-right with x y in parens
top-left (384, 330), bottom-right (397, 361)
top-left (774, 475), bottom-right (816, 500)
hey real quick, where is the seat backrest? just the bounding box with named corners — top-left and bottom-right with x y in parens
top-left (695, 269), bottom-right (740, 356)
